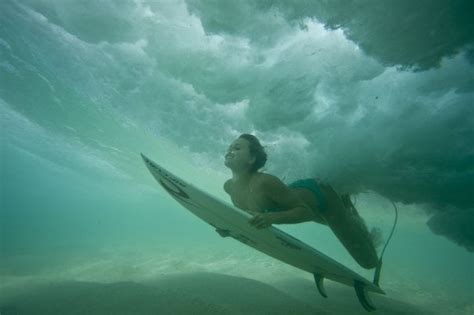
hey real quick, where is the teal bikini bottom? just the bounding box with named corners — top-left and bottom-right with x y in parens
top-left (265, 178), bottom-right (328, 213)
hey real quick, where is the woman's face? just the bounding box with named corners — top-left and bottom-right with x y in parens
top-left (224, 138), bottom-right (255, 171)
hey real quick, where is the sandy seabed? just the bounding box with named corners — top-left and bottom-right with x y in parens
top-left (0, 246), bottom-right (471, 315)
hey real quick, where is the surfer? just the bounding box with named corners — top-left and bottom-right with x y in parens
top-left (224, 133), bottom-right (379, 269)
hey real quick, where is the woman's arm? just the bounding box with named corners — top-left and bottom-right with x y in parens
top-left (270, 206), bottom-right (314, 224)
top-left (248, 175), bottom-right (315, 228)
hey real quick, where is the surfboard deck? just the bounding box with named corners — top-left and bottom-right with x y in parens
top-left (141, 153), bottom-right (385, 311)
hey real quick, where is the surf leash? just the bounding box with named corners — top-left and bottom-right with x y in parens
top-left (373, 200), bottom-right (398, 286)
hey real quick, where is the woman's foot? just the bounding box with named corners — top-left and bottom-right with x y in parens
top-left (369, 227), bottom-right (384, 250)
top-left (341, 195), bottom-right (384, 250)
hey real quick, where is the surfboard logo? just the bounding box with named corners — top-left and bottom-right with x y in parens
top-left (159, 178), bottom-right (190, 200)
top-left (144, 157), bottom-right (187, 188)
top-left (232, 233), bottom-right (258, 246)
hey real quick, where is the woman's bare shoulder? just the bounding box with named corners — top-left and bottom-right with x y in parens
top-left (254, 173), bottom-right (284, 188)
top-left (223, 173), bottom-right (283, 193)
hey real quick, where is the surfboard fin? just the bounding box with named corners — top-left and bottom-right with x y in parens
top-left (372, 259), bottom-right (383, 287)
top-left (354, 280), bottom-right (376, 312)
top-left (313, 274), bottom-right (328, 298)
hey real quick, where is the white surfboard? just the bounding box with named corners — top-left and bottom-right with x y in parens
top-left (141, 153), bottom-right (385, 311)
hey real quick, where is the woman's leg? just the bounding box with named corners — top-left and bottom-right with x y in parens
top-left (292, 188), bottom-right (328, 225)
top-left (318, 183), bottom-right (379, 269)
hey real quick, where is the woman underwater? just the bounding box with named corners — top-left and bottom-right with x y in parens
top-left (223, 133), bottom-right (379, 269)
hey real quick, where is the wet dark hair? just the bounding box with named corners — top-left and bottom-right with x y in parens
top-left (238, 133), bottom-right (267, 173)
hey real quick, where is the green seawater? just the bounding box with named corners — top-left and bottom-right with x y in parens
top-left (1, 1), bottom-right (473, 314)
